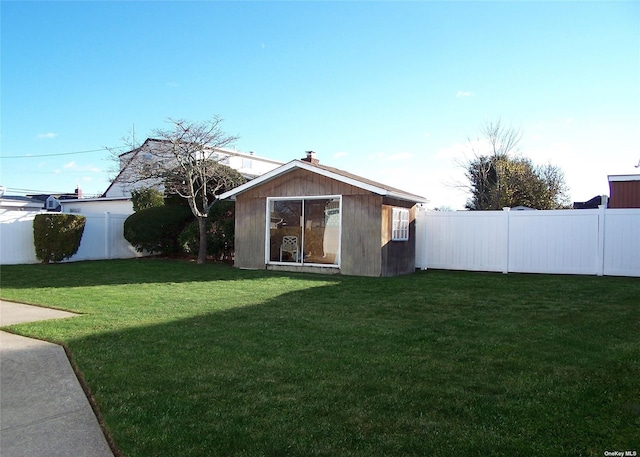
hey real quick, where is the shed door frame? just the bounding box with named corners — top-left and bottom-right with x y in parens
top-left (265, 195), bottom-right (342, 268)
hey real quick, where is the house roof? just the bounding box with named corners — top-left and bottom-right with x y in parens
top-left (608, 174), bottom-right (640, 182)
top-left (218, 159), bottom-right (428, 203)
top-left (0, 195), bottom-right (45, 210)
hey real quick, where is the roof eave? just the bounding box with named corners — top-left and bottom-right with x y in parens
top-left (218, 160), bottom-right (427, 203)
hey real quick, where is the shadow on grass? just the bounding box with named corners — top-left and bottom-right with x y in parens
top-left (55, 272), bottom-right (640, 457)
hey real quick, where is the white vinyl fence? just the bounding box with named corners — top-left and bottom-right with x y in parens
top-left (416, 206), bottom-right (640, 277)
top-left (0, 210), bottom-right (142, 265)
top-left (3, 207), bottom-right (639, 278)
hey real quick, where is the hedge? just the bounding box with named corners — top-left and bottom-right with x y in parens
top-left (124, 205), bottom-right (194, 255)
top-left (33, 213), bottom-right (86, 264)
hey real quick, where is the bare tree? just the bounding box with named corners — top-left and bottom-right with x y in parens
top-left (126, 116), bottom-right (243, 264)
top-left (460, 120), bottom-right (569, 210)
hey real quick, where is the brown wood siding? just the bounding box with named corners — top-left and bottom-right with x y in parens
top-left (609, 181), bottom-right (640, 208)
top-left (340, 194), bottom-right (382, 276)
top-left (241, 168), bottom-right (372, 199)
top-left (234, 195), bottom-right (266, 269)
top-left (381, 204), bottom-right (417, 276)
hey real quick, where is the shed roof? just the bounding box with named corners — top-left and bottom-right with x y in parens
top-left (218, 159), bottom-right (428, 203)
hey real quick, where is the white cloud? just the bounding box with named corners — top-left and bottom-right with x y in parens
top-left (333, 151), bottom-right (348, 159)
top-left (63, 161), bottom-right (76, 169)
top-left (37, 132), bottom-right (58, 139)
top-left (563, 117), bottom-right (574, 127)
top-left (424, 132), bottom-right (431, 139)
top-left (456, 90), bottom-right (472, 97)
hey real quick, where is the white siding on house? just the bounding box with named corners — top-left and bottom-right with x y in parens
top-left (61, 198), bottom-right (134, 215)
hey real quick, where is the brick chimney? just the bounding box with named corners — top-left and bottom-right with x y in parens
top-left (302, 150), bottom-right (319, 165)
top-left (75, 186), bottom-right (83, 198)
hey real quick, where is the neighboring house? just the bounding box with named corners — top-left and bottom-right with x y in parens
top-left (103, 138), bottom-right (283, 198)
top-left (22, 187), bottom-right (85, 212)
top-left (0, 187), bottom-right (88, 212)
top-left (219, 152), bottom-right (427, 277)
top-left (0, 195), bottom-right (44, 212)
top-left (608, 174), bottom-right (640, 208)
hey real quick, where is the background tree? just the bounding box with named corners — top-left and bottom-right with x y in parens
top-left (127, 116), bottom-right (244, 264)
top-left (131, 187), bottom-right (164, 211)
top-left (178, 200), bottom-right (237, 262)
top-left (461, 120), bottom-right (570, 210)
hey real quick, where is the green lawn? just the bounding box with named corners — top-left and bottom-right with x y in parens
top-left (1, 259), bottom-right (638, 457)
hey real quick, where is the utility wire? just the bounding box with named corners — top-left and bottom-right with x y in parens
top-left (4, 186), bottom-right (73, 194)
top-left (0, 146), bottom-right (127, 159)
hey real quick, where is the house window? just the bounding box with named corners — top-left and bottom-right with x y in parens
top-left (267, 196), bottom-right (341, 266)
top-left (391, 207), bottom-right (410, 241)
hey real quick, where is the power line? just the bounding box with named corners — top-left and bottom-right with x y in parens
top-left (0, 146), bottom-right (128, 159)
top-left (4, 186), bottom-right (74, 194)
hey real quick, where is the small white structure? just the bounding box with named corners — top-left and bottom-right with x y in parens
top-left (60, 196), bottom-right (134, 215)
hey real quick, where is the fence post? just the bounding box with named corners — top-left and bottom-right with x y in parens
top-left (502, 207), bottom-right (510, 274)
top-left (104, 212), bottom-right (111, 259)
top-left (597, 203), bottom-right (606, 276)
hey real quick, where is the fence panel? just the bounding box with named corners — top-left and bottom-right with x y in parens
top-left (423, 210), bottom-right (506, 272)
top-left (603, 209), bottom-right (640, 277)
top-left (72, 213), bottom-right (141, 261)
top-left (0, 211), bottom-right (141, 265)
top-left (507, 210), bottom-right (600, 275)
top-left (0, 210), bottom-right (40, 265)
top-left (420, 207), bottom-right (639, 277)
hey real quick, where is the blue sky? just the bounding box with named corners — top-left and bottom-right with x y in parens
top-left (2, 1), bottom-right (639, 209)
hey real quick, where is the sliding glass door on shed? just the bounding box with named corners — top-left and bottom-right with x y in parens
top-left (267, 196), bottom-right (341, 267)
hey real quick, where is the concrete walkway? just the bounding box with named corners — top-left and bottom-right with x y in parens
top-left (0, 301), bottom-right (115, 457)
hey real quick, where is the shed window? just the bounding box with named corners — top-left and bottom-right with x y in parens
top-left (391, 207), bottom-right (410, 241)
top-left (267, 196), bottom-right (341, 266)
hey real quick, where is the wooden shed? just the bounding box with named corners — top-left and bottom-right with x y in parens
top-left (608, 174), bottom-right (640, 208)
top-left (219, 153), bottom-right (427, 277)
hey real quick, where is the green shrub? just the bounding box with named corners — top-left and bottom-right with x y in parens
top-left (131, 187), bottom-right (165, 211)
top-left (124, 205), bottom-right (194, 255)
top-left (33, 213), bottom-right (86, 264)
top-left (178, 201), bottom-right (236, 261)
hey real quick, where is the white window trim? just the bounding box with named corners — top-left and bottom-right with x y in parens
top-left (391, 207), bottom-right (410, 241)
top-left (265, 195), bottom-right (342, 268)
